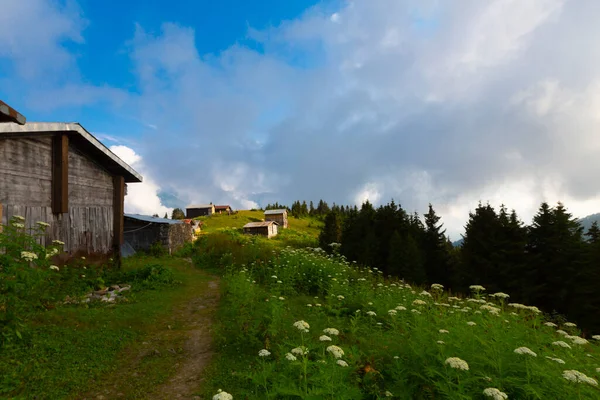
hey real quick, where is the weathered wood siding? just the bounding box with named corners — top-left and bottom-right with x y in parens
top-left (0, 137), bottom-right (115, 254)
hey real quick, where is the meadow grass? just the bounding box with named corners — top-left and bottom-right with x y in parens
top-left (0, 255), bottom-right (213, 399)
top-left (198, 244), bottom-right (600, 399)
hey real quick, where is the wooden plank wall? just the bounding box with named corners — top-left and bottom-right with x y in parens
top-left (0, 137), bottom-right (116, 254)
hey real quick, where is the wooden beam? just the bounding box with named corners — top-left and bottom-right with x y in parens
top-left (51, 134), bottom-right (69, 214)
top-left (112, 175), bottom-right (125, 267)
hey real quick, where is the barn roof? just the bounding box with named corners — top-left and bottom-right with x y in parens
top-left (264, 209), bottom-right (287, 215)
top-left (244, 221), bottom-right (279, 228)
top-left (0, 100), bottom-right (26, 124)
top-left (124, 214), bottom-right (183, 225)
top-left (186, 204), bottom-right (214, 209)
top-left (0, 122), bottom-right (142, 182)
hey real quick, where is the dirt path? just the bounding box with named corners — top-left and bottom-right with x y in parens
top-left (152, 279), bottom-right (220, 399)
top-left (81, 264), bottom-right (220, 400)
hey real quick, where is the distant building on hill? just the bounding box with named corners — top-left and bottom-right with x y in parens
top-left (214, 205), bottom-right (232, 214)
top-left (243, 221), bottom-right (279, 238)
top-left (186, 204), bottom-right (215, 218)
top-left (264, 209), bottom-right (288, 228)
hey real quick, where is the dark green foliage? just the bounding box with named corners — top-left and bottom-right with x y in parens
top-left (318, 211), bottom-right (343, 251)
top-left (171, 207), bottom-right (185, 220)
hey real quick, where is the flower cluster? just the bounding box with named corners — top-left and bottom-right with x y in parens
top-left (445, 357), bottom-right (469, 370)
top-left (562, 370), bottom-right (598, 386)
top-left (483, 388), bottom-right (508, 400)
top-left (293, 320), bottom-right (310, 333)
top-left (21, 251), bottom-right (38, 262)
top-left (326, 345), bottom-right (344, 359)
top-left (514, 347), bottom-right (537, 357)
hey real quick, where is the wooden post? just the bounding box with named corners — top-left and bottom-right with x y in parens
top-left (0, 203), bottom-right (3, 233)
top-left (113, 175), bottom-right (125, 268)
top-left (52, 134), bottom-right (69, 214)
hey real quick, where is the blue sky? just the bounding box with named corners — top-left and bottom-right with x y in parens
top-left (2, 0), bottom-right (600, 240)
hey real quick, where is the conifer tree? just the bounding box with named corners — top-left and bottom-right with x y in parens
top-left (319, 211), bottom-right (343, 252)
top-left (422, 204), bottom-right (451, 285)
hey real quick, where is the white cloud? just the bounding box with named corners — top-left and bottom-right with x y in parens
top-left (110, 145), bottom-right (173, 217)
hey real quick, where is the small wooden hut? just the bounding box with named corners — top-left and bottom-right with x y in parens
top-left (243, 221), bottom-right (279, 238)
top-left (123, 214), bottom-right (193, 256)
top-left (264, 209), bottom-right (288, 228)
top-left (214, 205), bottom-right (232, 214)
top-left (0, 122), bottom-right (142, 264)
top-left (186, 204), bottom-right (215, 218)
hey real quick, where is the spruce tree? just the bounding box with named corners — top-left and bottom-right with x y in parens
top-left (422, 204), bottom-right (451, 286)
top-left (319, 212), bottom-right (343, 252)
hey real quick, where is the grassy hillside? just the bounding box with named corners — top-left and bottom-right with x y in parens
top-left (196, 210), bottom-right (323, 239)
top-left (192, 234), bottom-right (600, 399)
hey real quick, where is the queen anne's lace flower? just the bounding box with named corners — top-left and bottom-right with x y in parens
top-left (491, 292), bottom-right (510, 299)
top-left (552, 341), bottom-right (572, 349)
top-left (556, 329), bottom-right (569, 336)
top-left (431, 283), bottom-right (444, 291)
top-left (326, 345), bottom-right (344, 359)
top-left (439, 329), bottom-right (449, 334)
top-left (570, 336), bottom-right (589, 345)
top-left (467, 321), bottom-right (477, 326)
top-left (319, 335), bottom-right (332, 342)
top-left (470, 285), bottom-right (486, 292)
top-left (592, 335), bottom-right (600, 340)
top-left (49, 265), bottom-right (59, 271)
top-left (12, 223), bottom-right (25, 229)
top-left (258, 349), bottom-right (271, 357)
top-left (563, 322), bottom-right (577, 327)
top-left (544, 322), bottom-right (558, 327)
top-left (545, 356), bottom-right (565, 364)
top-left (437, 340), bottom-right (445, 344)
top-left (213, 389), bottom-right (233, 400)
top-left (483, 388), bottom-right (508, 400)
top-left (36, 221), bottom-right (50, 228)
top-left (323, 328), bottom-right (339, 336)
top-left (293, 320), bottom-right (310, 332)
top-left (336, 359), bottom-right (348, 367)
top-left (366, 311), bottom-right (377, 316)
top-left (291, 346), bottom-right (308, 355)
top-left (562, 370), bottom-right (598, 386)
top-left (445, 357), bottom-right (469, 370)
top-left (514, 347), bottom-right (537, 357)
top-left (388, 309), bottom-right (397, 315)
top-left (21, 251), bottom-right (38, 262)
top-left (285, 352), bottom-right (297, 361)
top-left (412, 299), bottom-right (427, 306)
top-left (13, 215), bottom-right (25, 222)
top-left (395, 305), bottom-right (407, 311)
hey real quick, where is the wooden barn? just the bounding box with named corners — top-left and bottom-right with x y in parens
top-left (214, 205), bottom-right (232, 214)
top-left (243, 221), bottom-right (279, 238)
top-left (0, 122), bottom-right (142, 264)
top-left (186, 204), bottom-right (215, 218)
top-left (264, 209), bottom-right (288, 228)
top-left (123, 214), bottom-right (193, 256)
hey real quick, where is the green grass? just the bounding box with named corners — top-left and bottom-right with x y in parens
top-left (197, 244), bottom-right (600, 400)
top-left (196, 210), bottom-right (323, 239)
top-left (0, 256), bottom-right (214, 400)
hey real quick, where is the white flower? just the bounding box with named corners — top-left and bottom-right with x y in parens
top-left (271, 275), bottom-right (277, 279)
top-left (258, 349), bottom-right (271, 357)
top-left (563, 322), bottom-right (577, 327)
top-left (591, 335), bottom-right (600, 340)
top-left (336, 359), bottom-right (348, 367)
top-left (52, 240), bottom-right (65, 246)
top-left (13, 215), bottom-right (25, 222)
top-left (319, 335), bottom-right (332, 342)
top-left (307, 304), bottom-right (312, 307)
top-left (81, 274), bottom-right (85, 278)
top-left (470, 285), bottom-right (486, 292)
top-left (562, 370), bottom-right (598, 386)
top-left (445, 357), bottom-right (469, 370)
top-left (393, 356), bottom-right (399, 359)
top-left (278, 297), bottom-right (285, 300)
top-left (337, 295), bottom-right (345, 300)
top-left (366, 311), bottom-right (377, 316)
top-left (491, 292), bottom-right (510, 299)
top-left (36, 221), bottom-right (50, 228)
top-left (21, 251), bottom-right (38, 262)
top-left (552, 341), bottom-right (572, 349)
top-left (293, 320), bottom-right (310, 332)
top-left (81, 256), bottom-right (86, 260)
top-left (431, 283), bottom-right (444, 291)
top-left (315, 303), bottom-right (322, 307)
top-left (571, 337), bottom-right (588, 345)
top-left (544, 322), bottom-right (558, 327)
top-left (467, 321), bottom-right (476, 326)
top-left (437, 340), bottom-right (445, 344)
top-left (285, 352), bottom-right (297, 361)
top-left (439, 329), bottom-right (449, 334)
top-left (545, 356), bottom-right (565, 364)
top-left (12, 223), bottom-right (25, 229)
top-left (411, 309), bottom-right (421, 314)
top-left (291, 346), bottom-right (308, 355)
top-left (420, 290), bottom-right (432, 297)
top-left (412, 299), bottom-right (427, 306)
top-left (385, 391), bottom-right (393, 397)
top-left (395, 305), bottom-right (407, 311)
top-left (277, 280), bottom-right (282, 284)
top-left (49, 265), bottom-right (59, 271)
top-left (483, 388), bottom-right (508, 400)
top-left (388, 309), bottom-right (397, 316)
top-left (514, 347), bottom-right (537, 357)
top-left (323, 328), bottom-right (339, 336)
top-left (212, 389), bottom-right (233, 400)
top-left (556, 329), bottom-right (569, 336)
top-left (326, 345), bottom-right (344, 359)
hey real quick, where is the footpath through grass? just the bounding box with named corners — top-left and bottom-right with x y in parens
top-left (0, 255), bottom-right (216, 399)
top-left (195, 234), bottom-right (600, 399)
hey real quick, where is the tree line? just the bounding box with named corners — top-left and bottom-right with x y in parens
top-left (265, 200), bottom-right (356, 218)
top-left (318, 200), bottom-right (600, 334)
